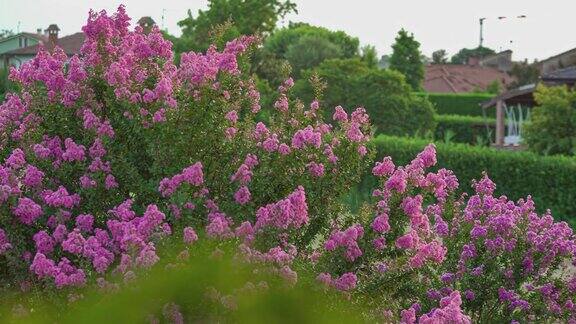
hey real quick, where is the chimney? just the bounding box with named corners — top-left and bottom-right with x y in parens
top-left (467, 56), bottom-right (480, 66)
top-left (45, 24), bottom-right (60, 48)
top-left (36, 28), bottom-right (42, 35)
top-left (137, 16), bottom-right (156, 34)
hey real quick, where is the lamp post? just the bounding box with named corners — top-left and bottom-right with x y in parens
top-left (479, 17), bottom-right (486, 47)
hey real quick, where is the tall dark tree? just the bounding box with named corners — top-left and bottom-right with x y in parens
top-left (509, 59), bottom-right (540, 88)
top-left (450, 46), bottom-right (495, 64)
top-left (432, 49), bottom-right (448, 64)
top-left (174, 0), bottom-right (297, 52)
top-left (389, 29), bottom-right (424, 91)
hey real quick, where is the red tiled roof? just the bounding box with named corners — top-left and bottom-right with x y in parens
top-left (4, 32), bottom-right (85, 56)
top-left (424, 64), bottom-right (514, 93)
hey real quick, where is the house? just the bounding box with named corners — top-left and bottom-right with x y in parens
top-left (0, 29), bottom-right (48, 66)
top-left (423, 63), bottom-right (514, 93)
top-left (1, 24), bottom-right (85, 69)
top-left (481, 66), bottom-right (576, 149)
top-left (0, 30), bottom-right (47, 53)
top-left (538, 47), bottom-right (576, 75)
top-left (1, 17), bottom-right (156, 69)
top-left (479, 50), bottom-right (513, 73)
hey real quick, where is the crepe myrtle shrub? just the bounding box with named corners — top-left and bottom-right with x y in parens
top-left (1, 7), bottom-right (575, 323)
top-left (311, 144), bottom-right (576, 323)
top-left (0, 6), bottom-right (371, 290)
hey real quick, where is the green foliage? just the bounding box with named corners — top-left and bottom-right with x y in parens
top-left (0, 29), bottom-right (14, 40)
top-left (293, 58), bottom-right (372, 109)
top-left (264, 23), bottom-right (360, 60)
top-left (284, 35), bottom-right (343, 78)
top-left (350, 70), bottom-right (436, 136)
top-left (174, 0), bottom-right (297, 51)
top-left (0, 241), bottom-right (365, 323)
top-left (485, 80), bottom-right (501, 94)
top-left (524, 85), bottom-right (576, 156)
top-left (389, 29), bottom-right (424, 91)
top-left (431, 49), bottom-right (448, 64)
top-left (416, 92), bottom-right (495, 117)
top-left (360, 45), bottom-right (378, 69)
top-left (435, 114), bottom-right (495, 145)
top-left (0, 68), bottom-right (16, 96)
top-left (349, 136), bottom-right (576, 225)
top-left (450, 46), bottom-right (495, 64)
top-left (293, 58), bottom-right (436, 136)
top-left (509, 59), bottom-right (540, 89)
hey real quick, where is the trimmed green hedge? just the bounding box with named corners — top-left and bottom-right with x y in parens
top-left (435, 114), bottom-right (495, 145)
top-left (348, 136), bottom-right (576, 225)
top-left (416, 92), bottom-right (495, 117)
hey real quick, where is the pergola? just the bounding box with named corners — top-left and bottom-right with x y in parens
top-left (480, 84), bottom-right (536, 148)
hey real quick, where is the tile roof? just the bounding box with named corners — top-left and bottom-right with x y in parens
top-left (424, 64), bottom-right (514, 93)
top-left (3, 32), bottom-right (85, 56)
top-left (541, 66), bottom-right (576, 81)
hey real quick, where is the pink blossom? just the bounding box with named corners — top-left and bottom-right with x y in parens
top-left (332, 272), bottom-right (357, 291)
top-left (182, 227), bottom-right (198, 245)
top-left (333, 106), bottom-right (348, 122)
top-left (13, 197), bottom-right (43, 225)
top-left (234, 186), bottom-right (251, 205)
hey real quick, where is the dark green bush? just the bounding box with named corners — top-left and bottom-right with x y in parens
top-left (416, 92), bottom-right (495, 117)
top-left (293, 58), bottom-right (436, 136)
top-left (435, 114), bottom-right (495, 145)
top-left (524, 85), bottom-right (576, 156)
top-left (348, 136), bottom-right (576, 225)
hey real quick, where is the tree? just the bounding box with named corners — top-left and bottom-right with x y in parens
top-left (524, 85), bottom-right (576, 156)
top-left (350, 69), bottom-right (436, 136)
top-left (450, 46), bottom-right (495, 64)
top-left (292, 58), bottom-right (436, 136)
top-left (508, 59), bottom-right (540, 88)
top-left (284, 35), bottom-right (343, 78)
top-left (431, 49), bottom-right (448, 64)
top-left (485, 80), bottom-right (501, 94)
top-left (360, 45), bottom-right (378, 69)
top-left (257, 23), bottom-right (360, 85)
top-left (174, 0), bottom-right (297, 51)
top-left (389, 29), bottom-right (424, 91)
top-left (264, 23), bottom-right (359, 60)
top-left (0, 29), bottom-right (14, 40)
top-left (378, 54), bottom-right (391, 69)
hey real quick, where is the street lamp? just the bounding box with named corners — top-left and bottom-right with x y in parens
top-left (479, 17), bottom-right (486, 47)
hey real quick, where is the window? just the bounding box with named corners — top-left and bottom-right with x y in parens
top-left (24, 38), bottom-right (28, 47)
top-left (19, 37), bottom-right (22, 47)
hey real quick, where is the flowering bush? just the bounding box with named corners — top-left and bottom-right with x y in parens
top-left (0, 6), bottom-right (575, 323)
top-left (0, 5), bottom-right (369, 291)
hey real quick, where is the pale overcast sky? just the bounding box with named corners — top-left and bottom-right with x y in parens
top-left (0, 0), bottom-right (574, 61)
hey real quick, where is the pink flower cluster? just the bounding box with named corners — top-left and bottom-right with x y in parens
top-left (401, 291), bottom-right (471, 324)
top-left (324, 225), bottom-right (364, 262)
top-left (254, 186), bottom-right (308, 231)
top-left (159, 162), bottom-right (204, 197)
top-left (317, 272), bottom-right (357, 292)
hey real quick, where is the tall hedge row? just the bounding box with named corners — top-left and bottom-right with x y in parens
top-left (435, 114), bottom-right (495, 145)
top-left (416, 92), bottom-right (495, 117)
top-left (348, 136), bottom-right (576, 225)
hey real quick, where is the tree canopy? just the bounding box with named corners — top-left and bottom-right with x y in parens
top-left (431, 49), bottom-right (448, 64)
top-left (450, 46), bottom-right (495, 64)
top-left (174, 0), bottom-right (297, 52)
top-left (524, 85), bottom-right (576, 156)
top-left (293, 58), bottom-right (436, 136)
top-left (389, 29), bottom-right (424, 91)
